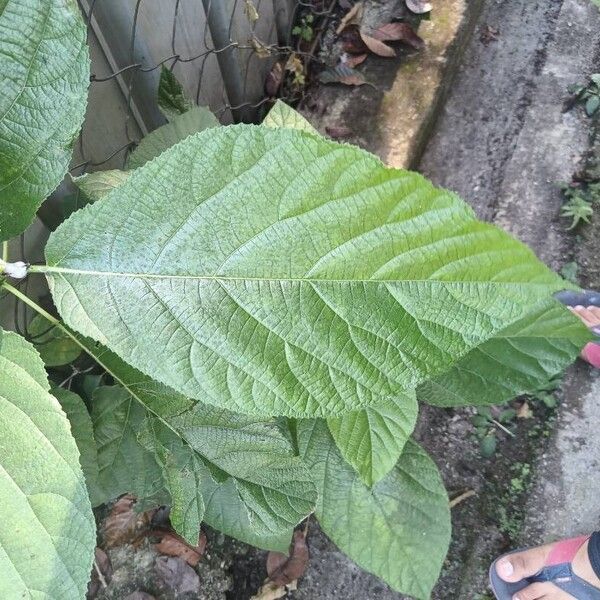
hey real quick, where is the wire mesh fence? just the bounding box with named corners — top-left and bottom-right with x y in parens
top-left (72, 0), bottom-right (335, 174)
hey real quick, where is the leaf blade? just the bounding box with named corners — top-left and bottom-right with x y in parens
top-left (0, 0), bottom-right (89, 241)
top-left (0, 329), bottom-right (95, 599)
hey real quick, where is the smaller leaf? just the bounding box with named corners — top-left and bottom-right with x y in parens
top-left (155, 556), bottom-right (200, 594)
top-left (153, 530), bottom-right (207, 567)
top-left (72, 170), bottom-right (130, 203)
top-left (263, 101), bottom-right (318, 135)
top-left (343, 52), bottom-right (368, 68)
top-left (127, 106), bottom-right (220, 169)
top-left (360, 32), bottom-right (396, 57)
top-left (586, 95), bottom-right (600, 116)
top-left (28, 314), bottom-right (81, 367)
top-left (480, 434), bottom-right (497, 458)
top-left (244, 0), bottom-right (259, 23)
top-left (372, 23), bottom-right (425, 49)
top-left (406, 0), bottom-right (433, 14)
top-left (319, 64), bottom-right (368, 86)
top-left (102, 494), bottom-right (154, 548)
top-left (336, 2), bottom-right (363, 34)
top-left (158, 67), bottom-right (194, 122)
top-left (266, 530), bottom-right (309, 586)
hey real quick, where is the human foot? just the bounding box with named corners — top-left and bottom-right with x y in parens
top-left (569, 305), bottom-right (600, 369)
top-left (491, 535), bottom-right (600, 599)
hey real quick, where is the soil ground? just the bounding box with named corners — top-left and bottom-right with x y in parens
top-left (95, 0), bottom-right (600, 598)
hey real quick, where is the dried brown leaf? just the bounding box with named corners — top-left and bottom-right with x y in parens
top-left (360, 32), bottom-right (396, 57)
top-left (155, 556), bottom-right (200, 594)
top-left (265, 62), bottom-right (284, 97)
top-left (516, 401), bottom-right (533, 419)
top-left (152, 530), bottom-right (207, 568)
top-left (342, 52), bottom-right (368, 68)
top-left (251, 580), bottom-right (298, 600)
top-left (340, 25), bottom-right (369, 54)
top-left (103, 495), bottom-right (154, 548)
top-left (406, 0), bottom-right (433, 14)
top-left (266, 530), bottom-right (309, 586)
top-left (244, 0), bottom-right (259, 23)
top-left (372, 23), bottom-right (425, 49)
top-left (336, 2), bottom-right (364, 35)
top-left (319, 64), bottom-right (367, 86)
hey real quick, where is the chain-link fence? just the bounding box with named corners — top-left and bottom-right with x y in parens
top-left (72, 0), bottom-right (335, 174)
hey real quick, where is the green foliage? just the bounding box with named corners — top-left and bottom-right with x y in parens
top-left (559, 181), bottom-right (600, 229)
top-left (0, 329), bottom-right (95, 599)
top-left (0, 11), bottom-right (591, 591)
top-left (28, 313), bottom-right (81, 366)
top-left (297, 419), bottom-right (451, 600)
top-left (157, 66), bottom-right (194, 122)
top-left (292, 14), bottom-right (314, 41)
top-left (126, 106), bottom-right (220, 169)
top-left (0, 0), bottom-right (89, 241)
top-left (569, 73), bottom-right (600, 116)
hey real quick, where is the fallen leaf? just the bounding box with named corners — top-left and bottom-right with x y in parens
top-left (340, 25), bottom-right (369, 54)
top-left (124, 593), bottom-right (156, 600)
top-left (319, 64), bottom-right (367, 86)
top-left (87, 548), bottom-right (112, 599)
top-left (517, 401), bottom-right (533, 419)
top-left (251, 580), bottom-right (298, 600)
top-left (372, 22), bottom-right (425, 49)
top-left (326, 125), bottom-right (353, 139)
top-left (152, 530), bottom-right (207, 568)
top-left (266, 530), bottom-right (309, 586)
top-left (359, 33), bottom-right (396, 57)
top-left (103, 495), bottom-right (154, 548)
top-left (336, 2), bottom-right (363, 35)
top-left (251, 35), bottom-right (273, 59)
top-left (480, 24), bottom-right (500, 45)
top-left (406, 0), bottom-right (433, 14)
top-left (265, 62), bottom-right (284, 97)
top-left (155, 556), bottom-right (200, 594)
top-left (342, 52), bottom-right (368, 68)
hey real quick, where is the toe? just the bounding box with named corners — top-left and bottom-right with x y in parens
top-left (588, 306), bottom-right (600, 324)
top-left (513, 581), bottom-right (557, 600)
top-left (496, 547), bottom-right (546, 582)
top-left (572, 306), bottom-right (596, 327)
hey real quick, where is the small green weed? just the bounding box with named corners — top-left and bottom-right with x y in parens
top-left (293, 14), bottom-right (315, 42)
top-left (559, 181), bottom-right (600, 229)
top-left (568, 74), bottom-right (600, 116)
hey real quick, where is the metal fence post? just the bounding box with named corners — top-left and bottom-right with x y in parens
top-left (201, 0), bottom-right (254, 122)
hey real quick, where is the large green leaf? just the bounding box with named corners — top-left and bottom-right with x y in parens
top-left (52, 387), bottom-right (101, 503)
top-left (418, 300), bottom-right (591, 407)
top-left (0, 329), bottom-right (95, 598)
top-left (44, 125), bottom-right (572, 419)
top-left (126, 106), bottom-right (219, 169)
top-left (327, 389), bottom-right (418, 486)
top-left (298, 419), bottom-right (450, 599)
top-left (0, 0), bottom-right (89, 241)
top-left (46, 325), bottom-right (313, 550)
top-left (90, 385), bottom-right (166, 507)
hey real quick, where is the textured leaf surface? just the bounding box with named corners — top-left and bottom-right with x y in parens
top-left (0, 329), bottom-right (95, 598)
top-left (327, 389), bottom-right (418, 486)
top-left (263, 101), bottom-right (318, 134)
top-left (28, 313), bottom-right (81, 366)
top-left (298, 419), bottom-right (450, 599)
top-left (0, 0), bottom-right (89, 241)
top-left (91, 385), bottom-right (166, 507)
top-left (58, 327), bottom-right (313, 550)
top-left (52, 387), bottom-right (101, 502)
top-left (418, 301), bottom-right (591, 407)
top-left (126, 106), bottom-right (219, 169)
top-left (45, 125), bottom-right (571, 419)
top-left (158, 66), bottom-right (194, 122)
top-left (73, 170), bottom-right (130, 202)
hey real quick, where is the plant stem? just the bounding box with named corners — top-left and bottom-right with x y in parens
top-left (1, 241), bottom-right (7, 262)
top-left (491, 418), bottom-right (516, 438)
top-left (1, 283), bottom-right (59, 325)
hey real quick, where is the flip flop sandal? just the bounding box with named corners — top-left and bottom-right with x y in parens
top-left (555, 289), bottom-right (600, 310)
top-left (490, 535), bottom-right (600, 599)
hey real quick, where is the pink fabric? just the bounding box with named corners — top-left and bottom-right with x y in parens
top-left (583, 343), bottom-right (600, 369)
top-left (546, 535), bottom-right (589, 566)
